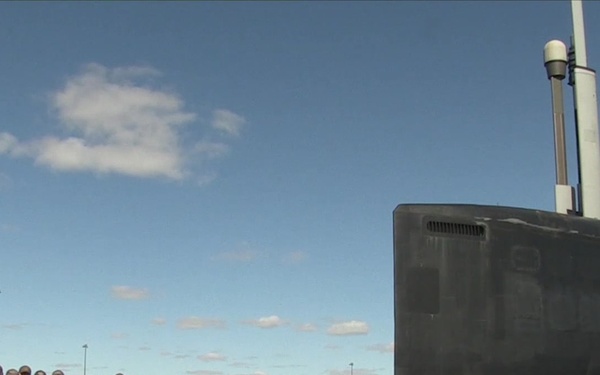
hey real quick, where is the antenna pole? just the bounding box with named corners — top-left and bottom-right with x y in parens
top-left (545, 40), bottom-right (576, 214)
top-left (570, 0), bottom-right (600, 219)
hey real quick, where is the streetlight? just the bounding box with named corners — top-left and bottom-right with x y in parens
top-left (82, 344), bottom-right (88, 375)
top-left (349, 362), bottom-right (354, 375)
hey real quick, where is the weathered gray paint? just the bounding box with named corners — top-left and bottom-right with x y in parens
top-left (394, 204), bottom-right (600, 375)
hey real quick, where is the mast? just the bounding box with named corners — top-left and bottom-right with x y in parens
top-left (569, 0), bottom-right (600, 219)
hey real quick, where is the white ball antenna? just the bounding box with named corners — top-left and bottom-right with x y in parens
top-left (544, 40), bottom-right (568, 80)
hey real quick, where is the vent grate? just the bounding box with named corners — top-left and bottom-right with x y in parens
top-left (426, 221), bottom-right (485, 238)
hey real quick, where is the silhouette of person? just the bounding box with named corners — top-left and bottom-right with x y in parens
top-left (34, 371), bottom-right (46, 375)
top-left (6, 370), bottom-right (18, 375)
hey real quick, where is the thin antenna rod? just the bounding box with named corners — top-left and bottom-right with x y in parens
top-left (570, 0), bottom-right (600, 219)
top-left (545, 40), bottom-right (575, 214)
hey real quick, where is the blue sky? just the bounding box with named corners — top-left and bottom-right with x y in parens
top-left (1, 1), bottom-right (599, 375)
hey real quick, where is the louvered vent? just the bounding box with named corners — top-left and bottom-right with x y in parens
top-left (426, 221), bottom-right (485, 238)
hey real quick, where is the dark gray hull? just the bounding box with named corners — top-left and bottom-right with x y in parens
top-left (394, 204), bottom-right (600, 375)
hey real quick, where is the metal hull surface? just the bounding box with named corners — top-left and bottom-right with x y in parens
top-left (394, 204), bottom-right (600, 375)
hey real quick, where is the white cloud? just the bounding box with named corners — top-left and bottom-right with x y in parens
top-left (110, 332), bottom-right (128, 340)
top-left (296, 323), bottom-right (317, 332)
top-left (198, 352), bottom-right (227, 362)
top-left (229, 362), bottom-right (256, 369)
top-left (211, 109), bottom-right (245, 137)
top-left (327, 320), bottom-right (369, 336)
top-left (139, 346), bottom-right (152, 351)
top-left (152, 317), bottom-right (167, 326)
top-left (194, 141), bottom-right (230, 159)
top-left (111, 285), bottom-right (150, 300)
top-left (212, 248), bottom-right (259, 262)
top-left (244, 315), bottom-right (285, 329)
top-left (54, 364), bottom-right (81, 369)
top-left (2, 323), bottom-right (27, 330)
top-left (328, 369), bottom-right (380, 375)
top-left (0, 63), bottom-right (246, 183)
top-left (0, 133), bottom-right (17, 154)
top-left (366, 342), bottom-right (394, 353)
top-left (177, 317), bottom-right (226, 330)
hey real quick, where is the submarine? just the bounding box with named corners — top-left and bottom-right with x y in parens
top-left (393, 1), bottom-right (600, 374)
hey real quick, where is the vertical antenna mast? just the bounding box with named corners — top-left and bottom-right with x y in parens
top-left (544, 40), bottom-right (575, 214)
top-left (570, 0), bottom-right (600, 219)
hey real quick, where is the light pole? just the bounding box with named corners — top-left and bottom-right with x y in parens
top-left (349, 362), bottom-right (354, 375)
top-left (82, 344), bottom-right (88, 375)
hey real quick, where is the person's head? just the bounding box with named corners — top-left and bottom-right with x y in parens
top-left (34, 371), bottom-right (46, 375)
top-left (18, 367), bottom-right (31, 375)
top-left (6, 369), bottom-right (18, 375)
top-left (51, 371), bottom-right (64, 375)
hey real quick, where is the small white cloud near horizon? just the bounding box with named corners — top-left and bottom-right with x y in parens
top-left (111, 285), bottom-right (150, 300)
top-left (54, 364), bottom-right (81, 370)
top-left (0, 63), bottom-right (246, 183)
top-left (244, 315), bottom-right (286, 329)
top-left (367, 342), bottom-right (394, 353)
top-left (212, 248), bottom-right (259, 262)
top-left (211, 109), bottom-right (245, 137)
top-left (110, 332), bottom-right (128, 340)
top-left (296, 323), bottom-right (318, 332)
top-left (198, 352), bottom-right (228, 362)
top-left (177, 317), bottom-right (226, 330)
top-left (2, 323), bottom-right (27, 330)
top-left (151, 317), bottom-right (167, 326)
top-left (328, 368), bottom-right (379, 375)
top-left (327, 320), bottom-right (369, 336)
top-left (187, 371), bottom-right (223, 375)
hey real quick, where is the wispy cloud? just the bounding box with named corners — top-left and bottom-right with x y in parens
top-left (111, 285), bottom-right (150, 300)
top-left (2, 323), bottom-right (27, 330)
top-left (244, 315), bottom-right (286, 329)
top-left (211, 109), bottom-right (245, 137)
top-left (54, 364), bottom-right (81, 370)
top-left (366, 342), bottom-right (394, 353)
top-left (151, 317), bottom-right (167, 326)
top-left (177, 317), bottom-right (226, 330)
top-left (229, 362), bottom-right (256, 369)
top-left (326, 320), bottom-right (369, 336)
top-left (212, 249), bottom-right (259, 262)
top-left (187, 371), bottom-right (223, 375)
top-left (198, 352), bottom-right (227, 362)
top-left (139, 346), bottom-right (152, 351)
top-left (0, 63), bottom-right (245, 183)
top-left (194, 141), bottom-right (230, 159)
top-left (296, 323), bottom-right (318, 332)
top-left (110, 332), bottom-right (128, 340)
top-left (328, 369), bottom-right (379, 375)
